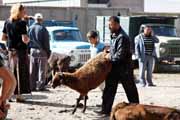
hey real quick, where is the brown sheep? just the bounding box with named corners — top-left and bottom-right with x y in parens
top-left (47, 52), bottom-right (71, 84)
top-left (110, 102), bottom-right (180, 120)
top-left (48, 52), bottom-right (71, 74)
top-left (52, 52), bottom-right (112, 114)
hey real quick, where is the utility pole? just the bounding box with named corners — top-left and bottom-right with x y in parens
top-left (80, 0), bottom-right (88, 7)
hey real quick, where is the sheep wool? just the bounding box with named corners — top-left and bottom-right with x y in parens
top-left (110, 102), bottom-right (180, 120)
top-left (52, 52), bottom-right (112, 114)
top-left (60, 51), bottom-right (112, 95)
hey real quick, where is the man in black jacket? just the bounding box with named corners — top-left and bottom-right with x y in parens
top-left (95, 16), bottom-right (139, 116)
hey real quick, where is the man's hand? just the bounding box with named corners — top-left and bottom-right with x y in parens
top-left (22, 35), bottom-right (30, 44)
top-left (1, 33), bottom-right (8, 41)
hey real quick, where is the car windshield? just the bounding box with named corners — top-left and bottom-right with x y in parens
top-left (152, 26), bottom-right (177, 37)
top-left (53, 30), bottom-right (82, 41)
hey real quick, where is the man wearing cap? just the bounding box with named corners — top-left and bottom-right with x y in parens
top-left (28, 13), bottom-right (51, 91)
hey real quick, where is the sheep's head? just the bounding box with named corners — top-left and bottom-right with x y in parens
top-left (52, 72), bottom-right (64, 88)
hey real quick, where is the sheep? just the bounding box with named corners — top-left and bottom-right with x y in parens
top-left (47, 52), bottom-right (71, 84)
top-left (52, 52), bottom-right (112, 114)
top-left (110, 102), bottom-right (180, 120)
top-left (48, 52), bottom-right (71, 74)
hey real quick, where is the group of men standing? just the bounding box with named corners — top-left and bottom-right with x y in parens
top-left (0, 3), bottom-right (159, 118)
top-left (1, 3), bottom-right (51, 103)
top-left (29, 15), bottom-right (158, 116)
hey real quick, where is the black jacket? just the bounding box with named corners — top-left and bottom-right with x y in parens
top-left (109, 27), bottom-right (132, 76)
top-left (3, 19), bottom-right (28, 50)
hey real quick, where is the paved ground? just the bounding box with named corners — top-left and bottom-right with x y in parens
top-left (6, 70), bottom-right (180, 120)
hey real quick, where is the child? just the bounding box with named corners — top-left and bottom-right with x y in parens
top-left (87, 30), bottom-right (105, 58)
top-left (87, 30), bottom-right (105, 92)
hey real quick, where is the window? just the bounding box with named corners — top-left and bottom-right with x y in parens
top-left (152, 26), bottom-right (177, 37)
top-left (53, 30), bottom-right (83, 41)
top-left (88, 0), bottom-right (109, 4)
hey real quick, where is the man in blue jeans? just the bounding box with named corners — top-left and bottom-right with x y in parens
top-left (135, 25), bottom-right (159, 87)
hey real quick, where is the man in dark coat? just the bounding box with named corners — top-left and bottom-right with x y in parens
top-left (95, 16), bottom-right (139, 116)
top-left (28, 13), bottom-right (51, 91)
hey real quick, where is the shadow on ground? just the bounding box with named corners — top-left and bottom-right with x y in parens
top-left (23, 94), bottom-right (48, 100)
top-left (21, 100), bottom-right (73, 109)
top-left (21, 100), bottom-right (102, 114)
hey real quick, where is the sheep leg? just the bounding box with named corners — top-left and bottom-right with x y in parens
top-left (82, 95), bottom-right (88, 113)
top-left (72, 95), bottom-right (83, 114)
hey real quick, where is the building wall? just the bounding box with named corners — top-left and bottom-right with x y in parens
top-left (109, 0), bottom-right (144, 12)
top-left (3, 0), bottom-right (86, 7)
top-left (0, 5), bottom-right (129, 39)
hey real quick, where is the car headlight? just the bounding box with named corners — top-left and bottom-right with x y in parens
top-left (70, 55), bottom-right (75, 61)
top-left (160, 43), bottom-right (166, 46)
top-left (70, 50), bottom-right (74, 53)
top-left (160, 47), bottom-right (166, 54)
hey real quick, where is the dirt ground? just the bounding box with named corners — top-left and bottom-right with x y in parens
top-left (6, 70), bottom-right (180, 120)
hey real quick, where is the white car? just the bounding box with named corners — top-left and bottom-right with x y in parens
top-left (47, 26), bottom-right (91, 68)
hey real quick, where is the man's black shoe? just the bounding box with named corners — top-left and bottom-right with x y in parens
top-left (148, 84), bottom-right (156, 87)
top-left (94, 110), bottom-right (104, 114)
top-left (36, 87), bottom-right (49, 91)
top-left (96, 104), bottom-right (102, 107)
top-left (94, 110), bottom-right (110, 116)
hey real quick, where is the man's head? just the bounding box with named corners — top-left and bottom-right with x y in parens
top-left (109, 16), bottom-right (120, 33)
top-left (34, 13), bottom-right (43, 23)
top-left (87, 30), bottom-right (99, 45)
top-left (143, 25), bottom-right (152, 37)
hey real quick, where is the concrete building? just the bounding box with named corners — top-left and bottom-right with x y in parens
top-left (109, 0), bottom-right (144, 12)
top-left (109, 0), bottom-right (180, 13)
top-left (3, 0), bottom-right (180, 13)
top-left (0, 0), bottom-right (2, 5)
top-left (3, 0), bottom-right (88, 7)
top-left (3, 0), bottom-right (110, 8)
top-left (88, 0), bottom-right (110, 8)
top-left (0, 5), bottom-right (129, 39)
